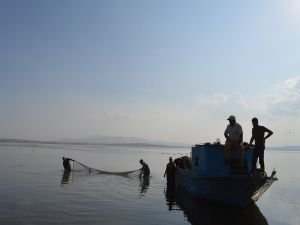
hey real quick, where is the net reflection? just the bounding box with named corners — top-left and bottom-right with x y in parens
top-left (164, 184), bottom-right (269, 225)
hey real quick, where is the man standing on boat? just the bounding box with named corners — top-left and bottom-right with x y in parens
top-left (249, 117), bottom-right (273, 172)
top-left (224, 115), bottom-right (244, 166)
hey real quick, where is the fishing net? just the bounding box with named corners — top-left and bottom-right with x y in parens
top-left (71, 159), bottom-right (140, 176)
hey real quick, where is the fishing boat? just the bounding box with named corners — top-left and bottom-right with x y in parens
top-left (175, 143), bottom-right (278, 207)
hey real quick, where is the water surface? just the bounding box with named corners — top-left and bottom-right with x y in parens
top-left (0, 143), bottom-right (299, 225)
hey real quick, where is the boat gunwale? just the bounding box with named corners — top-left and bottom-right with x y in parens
top-left (176, 168), bottom-right (278, 181)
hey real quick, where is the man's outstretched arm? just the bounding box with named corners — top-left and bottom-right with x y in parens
top-left (264, 128), bottom-right (273, 140)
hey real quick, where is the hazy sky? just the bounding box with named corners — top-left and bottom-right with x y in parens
top-left (1, 0), bottom-right (300, 146)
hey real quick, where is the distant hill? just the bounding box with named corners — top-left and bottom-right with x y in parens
top-left (0, 136), bottom-right (189, 148)
top-left (59, 136), bottom-right (150, 144)
top-left (268, 146), bottom-right (300, 151)
top-left (1, 137), bottom-right (299, 150)
top-left (58, 135), bottom-right (188, 147)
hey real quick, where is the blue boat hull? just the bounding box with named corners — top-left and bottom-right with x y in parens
top-left (176, 168), bottom-right (268, 207)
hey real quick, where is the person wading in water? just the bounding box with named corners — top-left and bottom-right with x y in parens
top-left (62, 157), bottom-right (74, 171)
top-left (139, 159), bottom-right (150, 178)
top-left (164, 157), bottom-right (176, 186)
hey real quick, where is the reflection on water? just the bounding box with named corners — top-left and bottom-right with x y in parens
top-left (139, 176), bottom-right (150, 197)
top-left (165, 183), bottom-right (178, 211)
top-left (61, 170), bottom-right (72, 185)
top-left (60, 169), bottom-right (151, 198)
top-left (164, 184), bottom-right (268, 225)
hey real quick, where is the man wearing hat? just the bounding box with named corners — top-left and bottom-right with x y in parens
top-left (224, 115), bottom-right (244, 166)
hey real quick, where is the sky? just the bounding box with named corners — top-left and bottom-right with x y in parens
top-left (1, 0), bottom-right (300, 146)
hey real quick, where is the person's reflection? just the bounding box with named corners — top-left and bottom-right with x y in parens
top-left (61, 170), bottom-right (72, 185)
top-left (138, 176), bottom-right (150, 197)
top-left (164, 183), bottom-right (176, 211)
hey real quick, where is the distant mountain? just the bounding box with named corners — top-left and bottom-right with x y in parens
top-left (58, 135), bottom-right (189, 147)
top-left (1, 137), bottom-right (299, 150)
top-left (268, 146), bottom-right (300, 151)
top-left (0, 136), bottom-right (189, 148)
top-left (59, 136), bottom-right (149, 144)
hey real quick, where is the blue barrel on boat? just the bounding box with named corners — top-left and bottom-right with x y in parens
top-left (191, 144), bottom-right (253, 176)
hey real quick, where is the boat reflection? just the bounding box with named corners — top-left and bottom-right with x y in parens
top-left (164, 184), bottom-right (268, 225)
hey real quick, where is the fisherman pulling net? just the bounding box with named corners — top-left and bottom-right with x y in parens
top-left (62, 157), bottom-right (140, 176)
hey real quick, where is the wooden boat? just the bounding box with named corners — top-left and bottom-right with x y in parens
top-left (175, 143), bottom-right (278, 207)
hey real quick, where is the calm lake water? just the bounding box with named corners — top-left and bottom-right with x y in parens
top-left (0, 143), bottom-right (299, 225)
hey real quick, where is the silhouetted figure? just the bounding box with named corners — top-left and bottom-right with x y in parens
top-left (139, 159), bottom-right (150, 178)
top-left (249, 117), bottom-right (273, 172)
top-left (181, 156), bottom-right (192, 169)
top-left (174, 157), bottom-right (184, 168)
top-left (62, 157), bottom-right (74, 171)
top-left (224, 115), bottom-right (244, 166)
top-left (164, 157), bottom-right (176, 185)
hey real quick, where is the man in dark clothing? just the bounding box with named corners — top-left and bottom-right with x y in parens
top-left (164, 157), bottom-right (176, 185)
top-left (139, 159), bottom-right (150, 178)
top-left (62, 157), bottom-right (74, 171)
top-left (249, 118), bottom-right (273, 172)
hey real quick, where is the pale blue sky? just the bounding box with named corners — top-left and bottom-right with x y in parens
top-left (1, 0), bottom-right (300, 146)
